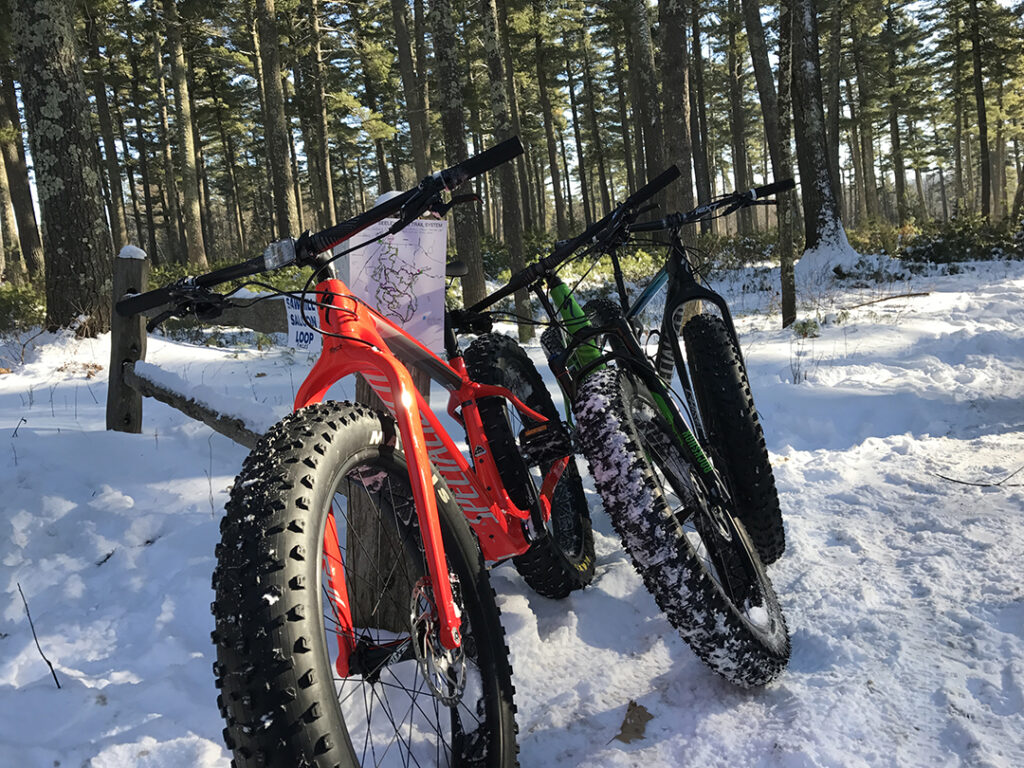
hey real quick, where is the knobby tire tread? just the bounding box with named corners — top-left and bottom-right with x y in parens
top-left (463, 333), bottom-right (595, 599)
top-left (211, 401), bottom-right (518, 767)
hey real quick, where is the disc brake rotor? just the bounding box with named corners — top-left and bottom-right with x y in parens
top-left (410, 577), bottom-right (467, 707)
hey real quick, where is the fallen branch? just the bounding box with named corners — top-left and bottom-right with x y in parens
top-left (844, 291), bottom-right (931, 311)
top-left (17, 583), bottom-right (61, 689)
top-left (931, 464), bottom-right (1024, 488)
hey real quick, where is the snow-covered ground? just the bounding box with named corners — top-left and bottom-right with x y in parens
top-left (1, 259), bottom-right (1023, 767)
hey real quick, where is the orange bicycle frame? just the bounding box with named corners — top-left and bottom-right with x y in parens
top-left (294, 278), bottom-right (567, 658)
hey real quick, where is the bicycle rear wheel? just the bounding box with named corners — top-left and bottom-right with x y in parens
top-left (464, 333), bottom-right (595, 599)
top-left (212, 402), bottom-right (518, 767)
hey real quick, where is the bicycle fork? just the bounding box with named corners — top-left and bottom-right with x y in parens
top-left (294, 280), bottom-right (464, 668)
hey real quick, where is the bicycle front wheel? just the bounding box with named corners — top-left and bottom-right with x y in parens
top-left (212, 402), bottom-right (518, 767)
top-left (574, 368), bottom-right (790, 687)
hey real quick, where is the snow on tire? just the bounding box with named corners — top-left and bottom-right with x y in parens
top-left (573, 368), bottom-right (790, 687)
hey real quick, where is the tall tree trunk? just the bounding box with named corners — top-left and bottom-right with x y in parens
top-left (206, 70), bottom-right (247, 255)
top-left (727, 0), bottom-right (751, 233)
top-left (534, 0), bottom-right (567, 238)
top-left (580, 27), bottom-right (611, 215)
top-left (850, 17), bottom-right (881, 220)
top-left (255, 0), bottom-right (299, 237)
top-left (163, 0), bottom-right (208, 267)
top-left (390, 0), bottom-right (429, 181)
top-left (968, 0), bottom-right (990, 218)
top-left (0, 73), bottom-right (44, 280)
top-left (824, 0), bottom-right (844, 214)
top-left (691, 8), bottom-right (712, 229)
top-left (496, 0), bottom-right (533, 225)
top-left (110, 83), bottom-right (145, 247)
top-left (612, 43), bottom-right (637, 196)
top-left (483, 0), bottom-right (530, 340)
top-left (432, 0), bottom-right (484, 305)
top-left (778, 0), bottom-right (797, 325)
top-left (566, 59), bottom-right (593, 226)
top-left (150, 29), bottom-right (182, 264)
top-left (85, 11), bottom-right (128, 254)
top-left (659, 0), bottom-right (696, 232)
top-left (844, 78), bottom-right (868, 226)
top-left (558, 123), bottom-right (577, 231)
top-left (791, 0), bottom-right (846, 252)
top-left (952, 11), bottom-right (965, 214)
top-left (0, 151), bottom-right (17, 282)
top-left (13, 0), bottom-right (112, 333)
top-left (885, 3), bottom-right (908, 224)
top-left (413, 0), bottom-right (431, 169)
top-left (125, 26), bottom-right (159, 263)
top-left (629, 0), bottom-right (665, 184)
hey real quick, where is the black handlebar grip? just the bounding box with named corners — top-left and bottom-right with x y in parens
top-left (305, 188), bottom-right (416, 255)
top-left (116, 284), bottom-right (176, 317)
top-left (441, 137), bottom-right (524, 191)
top-left (625, 165), bottom-right (681, 207)
top-left (751, 178), bottom-right (796, 199)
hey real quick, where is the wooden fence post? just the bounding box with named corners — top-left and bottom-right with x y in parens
top-left (106, 248), bottom-right (150, 432)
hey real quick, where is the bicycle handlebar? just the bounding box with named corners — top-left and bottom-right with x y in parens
top-left (116, 138), bottom-right (524, 319)
top-left (469, 165), bottom-right (681, 312)
top-left (629, 177), bottom-right (796, 233)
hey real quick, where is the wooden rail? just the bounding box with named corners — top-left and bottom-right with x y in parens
top-left (106, 248), bottom-right (284, 445)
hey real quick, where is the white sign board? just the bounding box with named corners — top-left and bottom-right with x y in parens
top-left (338, 218), bottom-right (448, 354)
top-left (285, 294), bottom-right (322, 353)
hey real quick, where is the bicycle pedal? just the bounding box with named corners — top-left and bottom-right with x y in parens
top-left (518, 420), bottom-right (574, 465)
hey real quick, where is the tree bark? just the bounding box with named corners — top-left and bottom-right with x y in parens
top-left (12, 0), bottom-right (112, 333)
top-left (432, 0), bottom-right (484, 305)
top-left (0, 149), bottom-right (16, 282)
top-left (727, 0), bottom-right (751, 233)
top-left (534, 0), bottom-right (568, 238)
top-left (629, 0), bottom-right (665, 185)
top-left (691, 8), bottom-right (712, 229)
top-left (85, 10), bottom-right (128, 254)
top-left (659, 0), bottom-right (696, 232)
top-left (885, 2), bottom-right (908, 224)
top-left (391, 0), bottom-right (430, 182)
top-left (968, 0), bottom-right (990, 218)
top-left (0, 72), bottom-right (44, 280)
top-left (778, 0), bottom-right (797, 325)
top-left (483, 0), bottom-right (531, 340)
top-left (566, 58), bottom-right (592, 226)
top-left (163, 0), bottom-right (208, 267)
top-left (579, 25), bottom-right (611, 215)
top-left (255, 0), bottom-right (300, 237)
top-left (790, 0), bottom-right (845, 252)
top-left (612, 43), bottom-right (637, 196)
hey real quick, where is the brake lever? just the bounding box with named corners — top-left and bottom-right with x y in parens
top-left (146, 308), bottom-right (176, 333)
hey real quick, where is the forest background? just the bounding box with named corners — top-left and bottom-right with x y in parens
top-left (0, 0), bottom-right (1022, 337)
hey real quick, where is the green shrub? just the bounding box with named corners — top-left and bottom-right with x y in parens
top-left (898, 215), bottom-right (1024, 263)
top-left (0, 282), bottom-right (45, 333)
top-left (845, 221), bottom-right (912, 257)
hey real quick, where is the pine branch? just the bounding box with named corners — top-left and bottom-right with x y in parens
top-left (843, 292), bottom-right (931, 311)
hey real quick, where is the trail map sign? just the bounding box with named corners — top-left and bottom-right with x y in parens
top-left (286, 218), bottom-right (448, 355)
top-left (340, 218), bottom-right (448, 354)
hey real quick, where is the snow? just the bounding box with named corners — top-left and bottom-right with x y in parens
top-left (2, 259), bottom-right (1024, 766)
top-left (117, 245), bottom-right (148, 261)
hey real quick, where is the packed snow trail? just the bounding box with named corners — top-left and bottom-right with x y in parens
top-left (0, 261), bottom-right (1022, 766)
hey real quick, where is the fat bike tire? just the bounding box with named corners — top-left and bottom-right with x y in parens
top-left (682, 313), bottom-right (785, 564)
top-left (573, 368), bottom-right (790, 687)
top-left (464, 333), bottom-right (595, 598)
top-left (211, 401), bottom-right (518, 767)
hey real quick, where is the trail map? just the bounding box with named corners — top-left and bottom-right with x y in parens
top-left (338, 218), bottom-right (448, 354)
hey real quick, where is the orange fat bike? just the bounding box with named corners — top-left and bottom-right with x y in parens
top-left (116, 138), bottom-right (593, 768)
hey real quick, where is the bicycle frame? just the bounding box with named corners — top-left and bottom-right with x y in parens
top-left (294, 276), bottom-right (568, 662)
